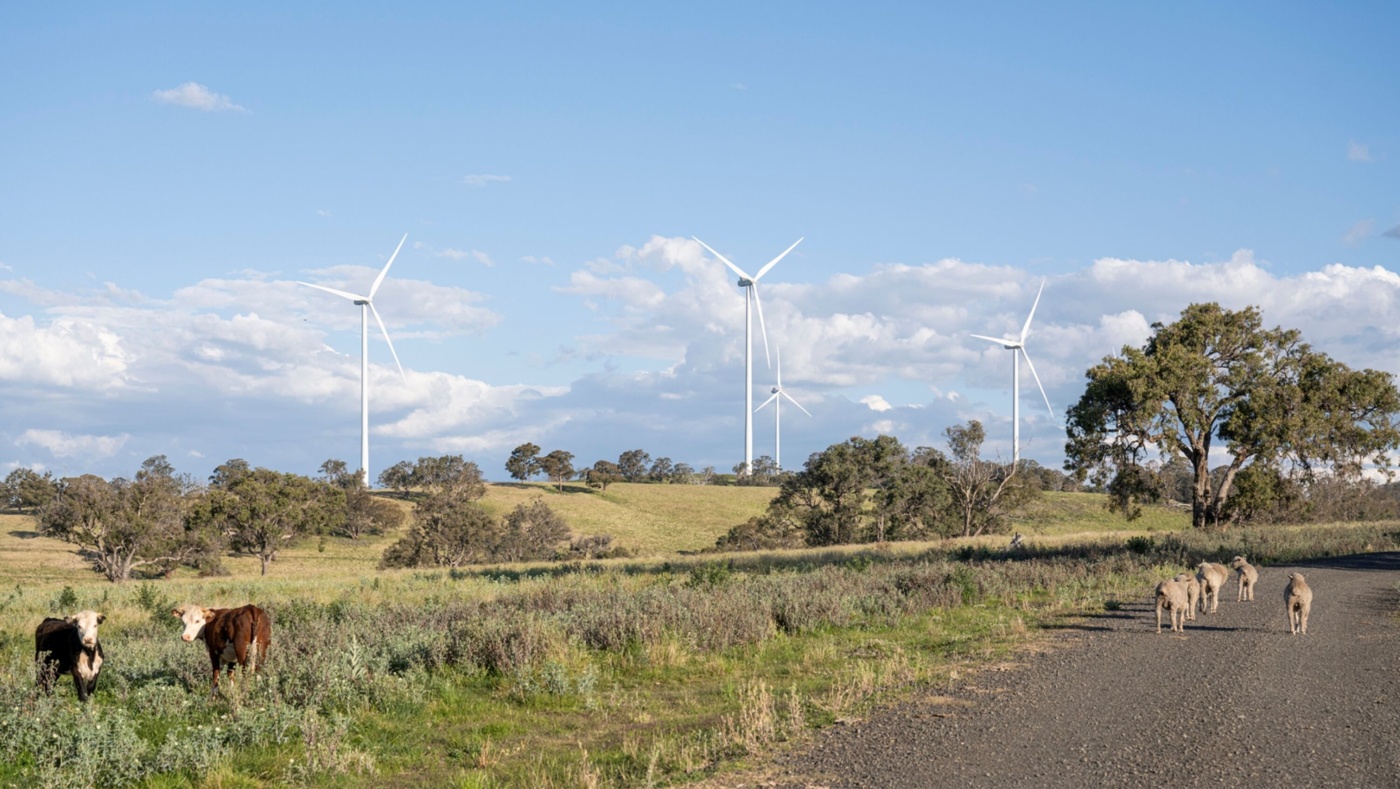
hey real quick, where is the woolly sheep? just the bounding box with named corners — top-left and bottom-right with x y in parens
top-left (1155, 579), bottom-right (1188, 634)
top-left (1173, 573), bottom-right (1201, 621)
top-left (1284, 572), bottom-right (1313, 635)
top-left (1230, 555), bottom-right (1260, 602)
top-left (1196, 562), bottom-right (1229, 614)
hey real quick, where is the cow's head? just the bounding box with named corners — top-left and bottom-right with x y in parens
top-left (172, 605), bottom-right (213, 642)
top-left (66, 610), bottom-right (104, 649)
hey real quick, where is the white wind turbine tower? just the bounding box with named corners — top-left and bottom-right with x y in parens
top-left (969, 279), bottom-right (1054, 467)
top-left (692, 236), bottom-right (803, 475)
top-left (297, 234), bottom-right (409, 487)
top-left (755, 344), bottom-right (811, 472)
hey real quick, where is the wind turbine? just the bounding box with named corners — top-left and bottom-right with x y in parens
top-left (756, 344), bottom-right (811, 472)
top-left (692, 236), bottom-right (803, 475)
top-left (297, 234), bottom-right (408, 487)
top-left (969, 279), bottom-right (1054, 466)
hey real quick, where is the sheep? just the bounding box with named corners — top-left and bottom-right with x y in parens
top-left (1230, 555), bottom-right (1260, 602)
top-left (1173, 573), bottom-right (1201, 620)
top-left (1284, 572), bottom-right (1313, 635)
top-left (1155, 579), bottom-right (1188, 633)
top-left (1196, 562), bottom-right (1230, 614)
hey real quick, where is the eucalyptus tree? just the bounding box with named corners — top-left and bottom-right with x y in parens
top-left (505, 443), bottom-right (542, 481)
top-left (38, 457), bottom-right (207, 582)
top-left (199, 467), bottom-right (345, 575)
top-left (1065, 303), bottom-right (1400, 527)
top-left (4, 467), bottom-right (59, 512)
top-left (538, 450), bottom-right (575, 492)
top-left (937, 421), bottom-right (1035, 537)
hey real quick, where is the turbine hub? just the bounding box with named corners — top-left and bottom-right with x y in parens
top-left (354, 299), bottom-right (369, 306)
top-left (738, 278), bottom-right (752, 287)
top-left (771, 386), bottom-right (779, 394)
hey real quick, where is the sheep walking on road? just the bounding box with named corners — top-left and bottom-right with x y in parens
top-left (1230, 555), bottom-right (1260, 602)
top-left (1284, 573), bottom-right (1313, 635)
top-left (1196, 562), bottom-right (1230, 614)
top-left (1155, 579), bottom-right (1188, 633)
top-left (1173, 573), bottom-right (1201, 621)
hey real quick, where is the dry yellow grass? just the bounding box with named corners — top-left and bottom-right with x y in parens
top-left (475, 481), bottom-right (778, 556)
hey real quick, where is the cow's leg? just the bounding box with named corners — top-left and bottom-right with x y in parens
top-left (210, 654), bottom-right (222, 696)
top-left (73, 669), bottom-right (89, 702)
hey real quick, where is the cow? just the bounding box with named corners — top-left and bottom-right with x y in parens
top-left (172, 604), bottom-right (272, 695)
top-left (34, 610), bottom-right (105, 702)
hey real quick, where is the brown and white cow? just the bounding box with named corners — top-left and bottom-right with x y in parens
top-left (35, 610), bottom-right (105, 702)
top-left (172, 604), bottom-right (272, 695)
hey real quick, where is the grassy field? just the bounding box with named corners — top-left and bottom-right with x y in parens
top-left (10, 486), bottom-right (1393, 787)
top-left (474, 482), bottom-right (780, 556)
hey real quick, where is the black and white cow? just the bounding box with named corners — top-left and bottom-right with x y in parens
top-left (34, 610), bottom-right (105, 702)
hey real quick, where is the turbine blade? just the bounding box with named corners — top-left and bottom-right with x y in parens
top-left (752, 284), bottom-right (771, 368)
top-left (369, 234), bottom-right (408, 299)
top-left (752, 237), bottom-right (803, 282)
top-left (369, 303), bottom-right (407, 381)
top-left (297, 281), bottom-right (365, 302)
top-left (775, 344), bottom-right (783, 388)
top-left (1020, 349), bottom-right (1054, 418)
top-left (1019, 279), bottom-right (1046, 344)
top-left (692, 237), bottom-right (752, 281)
top-left (756, 393), bottom-right (779, 412)
top-left (781, 390), bottom-right (813, 417)
top-left (970, 333), bottom-right (1017, 347)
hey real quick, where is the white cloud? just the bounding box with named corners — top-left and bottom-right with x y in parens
top-left (18, 430), bottom-right (130, 459)
top-left (152, 82), bottom-right (246, 112)
top-left (730, 82), bottom-right (748, 91)
top-left (1348, 141), bottom-right (1373, 162)
top-left (436, 248), bottom-right (495, 266)
top-left (522, 255), bottom-right (555, 266)
top-left (462, 174), bottom-right (511, 187)
top-left (316, 209), bottom-right (332, 218)
top-left (861, 395), bottom-right (893, 412)
top-left (1344, 219), bottom-right (1374, 245)
top-left (7, 233), bottom-right (1400, 483)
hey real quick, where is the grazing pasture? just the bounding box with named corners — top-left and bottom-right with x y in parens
top-left (1, 488), bottom-right (1396, 787)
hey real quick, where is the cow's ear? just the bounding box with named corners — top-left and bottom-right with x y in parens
top-left (96, 613), bottom-right (105, 624)
top-left (172, 608), bottom-right (184, 618)
top-left (202, 608), bottom-right (215, 619)
top-left (65, 615), bottom-right (77, 624)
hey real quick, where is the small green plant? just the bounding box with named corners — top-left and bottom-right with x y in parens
top-left (1104, 600), bottom-right (1123, 611)
top-left (54, 585), bottom-right (78, 611)
top-left (686, 561), bottom-right (733, 589)
top-left (1126, 535), bottom-right (1155, 555)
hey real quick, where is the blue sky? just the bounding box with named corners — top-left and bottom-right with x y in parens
top-left (1, 2), bottom-right (1397, 482)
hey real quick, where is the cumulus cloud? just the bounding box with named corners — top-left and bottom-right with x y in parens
top-left (152, 82), bottom-right (246, 112)
top-left (1348, 141), bottom-right (1373, 162)
top-left (462, 174), bottom-right (511, 187)
top-left (861, 395), bottom-right (893, 412)
top-left (6, 233), bottom-right (1400, 483)
top-left (18, 430), bottom-right (129, 459)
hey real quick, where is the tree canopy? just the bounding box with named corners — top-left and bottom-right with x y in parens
top-left (1064, 303), bottom-right (1400, 528)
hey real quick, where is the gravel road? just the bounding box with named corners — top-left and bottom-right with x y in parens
top-left (763, 552), bottom-right (1400, 789)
